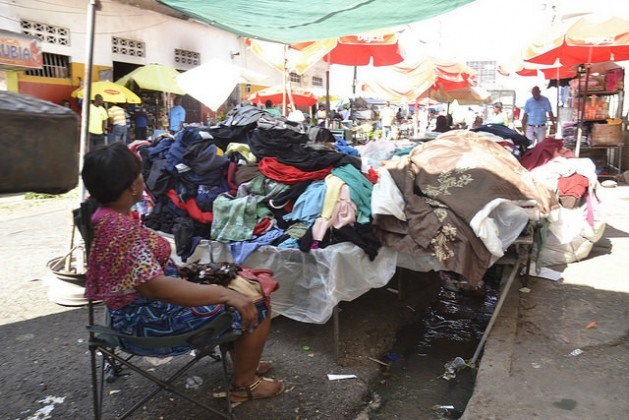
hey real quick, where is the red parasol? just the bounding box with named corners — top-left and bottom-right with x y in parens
top-left (292, 32), bottom-right (404, 67)
top-left (523, 14), bottom-right (629, 66)
top-left (292, 29), bottom-right (405, 120)
top-left (248, 85), bottom-right (319, 107)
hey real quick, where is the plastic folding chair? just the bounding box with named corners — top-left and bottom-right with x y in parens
top-left (74, 201), bottom-right (241, 419)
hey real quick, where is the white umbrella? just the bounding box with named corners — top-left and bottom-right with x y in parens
top-left (177, 58), bottom-right (268, 111)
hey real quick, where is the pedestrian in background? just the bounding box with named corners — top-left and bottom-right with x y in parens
top-left (434, 115), bottom-right (451, 133)
top-left (379, 101), bottom-right (395, 140)
top-left (108, 103), bottom-right (127, 144)
top-left (316, 104), bottom-right (327, 127)
top-left (168, 96), bottom-right (186, 134)
top-left (264, 99), bottom-right (281, 116)
top-left (522, 86), bottom-right (555, 148)
top-left (134, 106), bottom-right (149, 140)
top-left (487, 102), bottom-right (508, 125)
top-left (88, 94), bottom-right (109, 150)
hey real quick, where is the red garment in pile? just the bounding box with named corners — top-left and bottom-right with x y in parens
top-left (258, 157), bottom-right (332, 184)
top-left (558, 173), bottom-right (589, 198)
top-left (519, 138), bottom-right (575, 170)
top-left (166, 189), bottom-right (214, 224)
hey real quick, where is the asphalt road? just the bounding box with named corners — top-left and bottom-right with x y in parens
top-left (0, 195), bottom-right (434, 419)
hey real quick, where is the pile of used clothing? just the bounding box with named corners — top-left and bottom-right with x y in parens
top-left (136, 104), bottom-right (374, 265)
top-left (134, 115), bottom-right (562, 291)
top-left (372, 130), bottom-right (559, 288)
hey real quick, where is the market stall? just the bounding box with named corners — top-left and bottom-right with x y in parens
top-left (560, 63), bottom-right (625, 178)
top-left (132, 106), bottom-right (559, 328)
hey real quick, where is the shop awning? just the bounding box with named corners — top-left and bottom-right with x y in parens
top-left (157, 0), bottom-right (475, 44)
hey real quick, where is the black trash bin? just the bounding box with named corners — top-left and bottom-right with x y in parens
top-left (0, 91), bottom-right (79, 194)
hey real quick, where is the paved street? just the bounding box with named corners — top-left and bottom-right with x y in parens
top-left (2, 184), bottom-right (628, 419)
top-left (464, 185), bottom-right (629, 420)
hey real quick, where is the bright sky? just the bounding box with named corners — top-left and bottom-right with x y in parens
top-left (329, 0), bottom-right (629, 109)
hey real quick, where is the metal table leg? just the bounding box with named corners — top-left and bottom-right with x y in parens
top-left (470, 252), bottom-right (523, 365)
top-left (333, 304), bottom-right (340, 362)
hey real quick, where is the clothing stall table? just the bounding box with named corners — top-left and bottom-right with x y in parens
top-left (162, 234), bottom-right (398, 359)
top-left (163, 224), bottom-right (535, 361)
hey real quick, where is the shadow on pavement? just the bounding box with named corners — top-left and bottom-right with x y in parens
top-left (1, 273), bottom-right (440, 419)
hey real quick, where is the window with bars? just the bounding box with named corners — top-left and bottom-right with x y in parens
top-left (21, 19), bottom-right (70, 46)
top-left (174, 49), bottom-right (200, 66)
top-left (112, 37), bottom-right (145, 57)
top-left (25, 52), bottom-right (70, 78)
top-left (312, 76), bottom-right (323, 87)
top-left (289, 72), bottom-right (301, 83)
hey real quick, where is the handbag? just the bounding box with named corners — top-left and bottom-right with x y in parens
top-left (236, 267), bottom-right (279, 300)
top-left (179, 262), bottom-right (279, 304)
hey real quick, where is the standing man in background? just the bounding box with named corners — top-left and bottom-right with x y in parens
top-left (379, 101), bottom-right (395, 140)
top-left (264, 99), bottom-right (281, 116)
top-left (168, 96), bottom-right (186, 134)
top-left (316, 104), bottom-right (327, 127)
top-left (88, 94), bottom-right (109, 150)
top-left (108, 103), bottom-right (127, 144)
top-left (133, 106), bottom-right (149, 140)
top-left (522, 86), bottom-right (555, 148)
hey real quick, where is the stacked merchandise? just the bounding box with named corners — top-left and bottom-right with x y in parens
top-left (131, 110), bottom-right (557, 296)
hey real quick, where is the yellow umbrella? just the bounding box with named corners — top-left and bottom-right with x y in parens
top-left (116, 63), bottom-right (185, 95)
top-left (71, 80), bottom-right (141, 104)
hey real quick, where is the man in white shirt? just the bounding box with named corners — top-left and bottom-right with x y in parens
top-left (379, 102), bottom-right (395, 140)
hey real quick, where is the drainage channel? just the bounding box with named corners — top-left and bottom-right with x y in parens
top-left (362, 268), bottom-right (502, 418)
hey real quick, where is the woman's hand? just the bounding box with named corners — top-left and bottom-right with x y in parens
top-left (225, 290), bottom-right (258, 332)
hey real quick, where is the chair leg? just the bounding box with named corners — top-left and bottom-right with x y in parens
top-left (219, 344), bottom-right (235, 418)
top-left (96, 346), bottom-right (233, 419)
top-left (89, 346), bottom-right (101, 420)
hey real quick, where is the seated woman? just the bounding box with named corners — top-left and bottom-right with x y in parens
top-left (81, 143), bottom-right (284, 403)
top-left (434, 115), bottom-right (451, 133)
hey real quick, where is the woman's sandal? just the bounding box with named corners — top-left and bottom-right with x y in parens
top-left (256, 360), bottom-right (272, 375)
top-left (230, 376), bottom-right (285, 403)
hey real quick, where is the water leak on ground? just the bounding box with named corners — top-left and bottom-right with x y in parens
top-left (363, 269), bottom-right (502, 419)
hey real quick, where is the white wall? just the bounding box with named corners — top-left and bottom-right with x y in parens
top-left (0, 0), bottom-right (279, 80)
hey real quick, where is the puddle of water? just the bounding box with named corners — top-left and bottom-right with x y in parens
top-left (366, 270), bottom-right (500, 418)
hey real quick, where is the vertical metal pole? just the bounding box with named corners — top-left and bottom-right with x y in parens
top-left (413, 98), bottom-right (419, 138)
top-left (282, 45), bottom-right (287, 116)
top-left (575, 64), bottom-right (591, 158)
top-left (351, 65), bottom-right (357, 126)
top-left (555, 67), bottom-right (561, 138)
top-left (78, 0), bottom-right (100, 202)
top-left (325, 58), bottom-right (330, 128)
top-left (333, 305), bottom-right (340, 362)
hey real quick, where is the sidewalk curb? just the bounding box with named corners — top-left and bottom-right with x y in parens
top-left (461, 277), bottom-right (522, 419)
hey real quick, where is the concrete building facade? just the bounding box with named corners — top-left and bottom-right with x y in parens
top-left (0, 0), bottom-right (327, 120)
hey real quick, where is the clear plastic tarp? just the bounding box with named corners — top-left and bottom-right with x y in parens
top-left (163, 234), bottom-right (398, 324)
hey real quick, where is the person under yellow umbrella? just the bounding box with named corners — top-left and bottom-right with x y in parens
top-left (87, 94), bottom-right (109, 150)
top-left (72, 81), bottom-right (141, 150)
